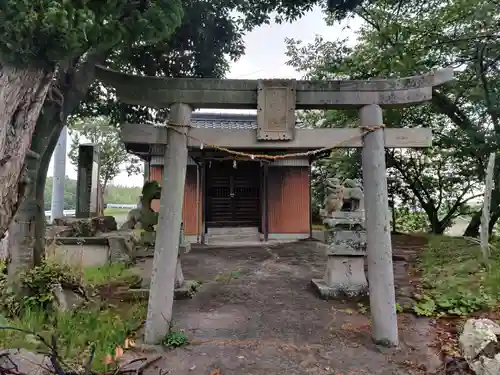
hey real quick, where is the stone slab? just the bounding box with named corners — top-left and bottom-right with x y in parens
top-left (50, 243), bottom-right (109, 267)
top-left (123, 280), bottom-right (201, 301)
top-left (97, 65), bottom-right (453, 109)
top-left (134, 243), bottom-right (191, 258)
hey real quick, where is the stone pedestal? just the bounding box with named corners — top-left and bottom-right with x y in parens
top-left (323, 211), bottom-right (365, 230)
top-left (312, 212), bottom-right (368, 300)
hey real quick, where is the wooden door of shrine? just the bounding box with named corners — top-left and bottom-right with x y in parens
top-left (205, 160), bottom-right (261, 228)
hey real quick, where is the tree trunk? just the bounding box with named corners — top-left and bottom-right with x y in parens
top-left (34, 122), bottom-right (64, 263)
top-left (3, 51), bottom-right (107, 275)
top-left (7, 103), bottom-right (63, 278)
top-left (464, 211), bottom-right (481, 237)
top-left (7, 171), bottom-right (37, 282)
top-left (0, 64), bottom-right (53, 239)
top-left (99, 183), bottom-right (107, 216)
top-left (464, 188), bottom-right (500, 237)
top-left (433, 224), bottom-right (446, 235)
top-left (488, 210), bottom-right (500, 235)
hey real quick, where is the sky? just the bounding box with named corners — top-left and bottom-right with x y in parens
top-left (47, 7), bottom-right (362, 188)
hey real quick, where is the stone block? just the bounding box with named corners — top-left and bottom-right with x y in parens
top-left (312, 255), bottom-right (368, 300)
top-left (174, 280), bottom-right (201, 300)
top-left (92, 216), bottom-right (118, 232)
top-left (323, 211), bottom-right (365, 230)
top-left (52, 216), bottom-right (118, 237)
top-left (52, 283), bottom-right (86, 312)
top-left (325, 230), bottom-right (367, 256)
top-left (107, 237), bottom-right (132, 264)
top-left (459, 318), bottom-right (500, 375)
top-left (139, 230), bottom-right (156, 246)
top-left (100, 229), bottom-right (141, 263)
top-left (50, 242), bottom-right (109, 267)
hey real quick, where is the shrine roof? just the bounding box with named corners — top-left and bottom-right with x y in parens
top-left (191, 112), bottom-right (257, 129)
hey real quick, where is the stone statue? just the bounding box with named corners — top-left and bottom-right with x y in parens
top-left (319, 178), bottom-right (344, 218)
top-left (342, 179), bottom-right (364, 212)
top-left (320, 177), bottom-right (364, 219)
top-left (121, 181), bottom-right (162, 231)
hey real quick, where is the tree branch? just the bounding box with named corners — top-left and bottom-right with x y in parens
top-left (477, 43), bottom-right (500, 132)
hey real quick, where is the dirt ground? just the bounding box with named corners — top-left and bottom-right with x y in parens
top-left (130, 235), bottom-right (441, 375)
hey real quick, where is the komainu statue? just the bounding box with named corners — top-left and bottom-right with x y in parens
top-left (121, 181), bottom-right (162, 231)
top-left (320, 177), bottom-right (364, 218)
top-left (342, 179), bottom-right (364, 212)
top-left (319, 178), bottom-right (344, 218)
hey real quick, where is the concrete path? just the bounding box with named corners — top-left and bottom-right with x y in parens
top-left (131, 237), bottom-right (439, 375)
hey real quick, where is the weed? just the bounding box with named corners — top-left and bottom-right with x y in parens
top-left (215, 269), bottom-right (241, 283)
top-left (162, 330), bottom-right (189, 348)
top-left (395, 303), bottom-right (403, 313)
top-left (0, 260), bottom-right (146, 372)
top-left (357, 303), bottom-right (368, 314)
top-left (413, 235), bottom-right (500, 317)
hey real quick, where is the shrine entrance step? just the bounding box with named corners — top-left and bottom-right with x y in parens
top-left (205, 227), bottom-right (260, 246)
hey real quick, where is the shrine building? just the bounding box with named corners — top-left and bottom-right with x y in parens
top-left (122, 112), bottom-right (313, 244)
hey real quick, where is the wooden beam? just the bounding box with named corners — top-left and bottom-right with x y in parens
top-left (96, 66), bottom-right (453, 110)
top-left (120, 123), bottom-right (432, 149)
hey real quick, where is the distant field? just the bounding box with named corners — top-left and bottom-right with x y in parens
top-left (103, 207), bottom-right (131, 216)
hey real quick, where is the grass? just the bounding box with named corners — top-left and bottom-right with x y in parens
top-left (103, 207), bottom-right (132, 216)
top-left (312, 224), bottom-right (326, 230)
top-left (83, 263), bottom-right (139, 286)
top-left (414, 235), bottom-right (500, 317)
top-left (0, 303), bottom-right (147, 372)
top-left (0, 262), bottom-right (147, 372)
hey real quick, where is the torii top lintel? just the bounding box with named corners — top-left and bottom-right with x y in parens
top-left (95, 66), bottom-right (453, 110)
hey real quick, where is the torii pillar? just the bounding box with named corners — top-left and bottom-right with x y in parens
top-left (145, 104), bottom-right (192, 344)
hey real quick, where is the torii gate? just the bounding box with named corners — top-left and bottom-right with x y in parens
top-left (96, 66), bottom-right (453, 346)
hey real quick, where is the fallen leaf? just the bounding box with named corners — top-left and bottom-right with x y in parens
top-left (114, 345), bottom-right (124, 359)
top-left (341, 323), bottom-right (353, 330)
top-left (210, 369), bottom-right (221, 375)
top-left (103, 354), bottom-right (113, 365)
top-left (124, 338), bottom-right (136, 348)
